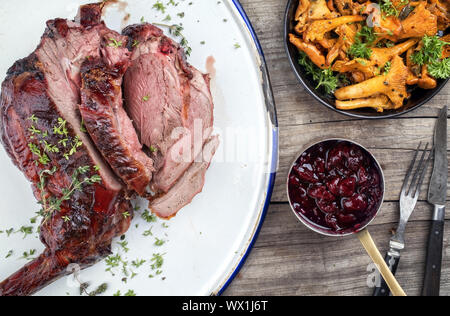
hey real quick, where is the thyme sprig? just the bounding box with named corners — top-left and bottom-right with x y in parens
top-left (37, 166), bottom-right (102, 224)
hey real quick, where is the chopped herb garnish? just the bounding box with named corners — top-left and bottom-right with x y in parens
top-left (348, 41), bottom-right (372, 59)
top-left (297, 52), bottom-right (343, 95)
top-left (154, 237), bottom-right (165, 246)
top-left (131, 259), bottom-right (146, 268)
top-left (411, 35), bottom-right (449, 66)
top-left (382, 61), bottom-right (392, 75)
top-left (17, 226), bottom-right (33, 239)
top-left (122, 211), bottom-right (131, 220)
top-left (124, 289), bottom-right (136, 296)
top-left (152, 1), bottom-right (166, 13)
top-left (28, 143), bottom-right (50, 165)
top-left (153, 23), bottom-right (192, 56)
top-left (142, 210), bottom-right (157, 223)
top-left (380, 0), bottom-right (399, 17)
top-left (88, 283), bottom-right (108, 296)
top-left (21, 249), bottom-right (36, 261)
top-left (428, 58), bottom-right (450, 79)
top-left (150, 253), bottom-right (165, 270)
top-left (118, 240), bottom-right (130, 252)
top-left (108, 38), bottom-right (123, 48)
top-left (143, 228), bottom-right (153, 237)
top-left (37, 166), bottom-right (101, 225)
top-left (5, 250), bottom-right (13, 259)
top-left (356, 26), bottom-right (377, 45)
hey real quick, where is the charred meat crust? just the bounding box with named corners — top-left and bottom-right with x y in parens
top-left (122, 23), bottom-right (193, 79)
top-left (0, 2), bottom-right (218, 296)
top-left (80, 57), bottom-right (154, 195)
top-left (75, 2), bottom-right (104, 28)
top-left (0, 3), bottom-right (133, 296)
top-left (0, 57), bottom-right (133, 296)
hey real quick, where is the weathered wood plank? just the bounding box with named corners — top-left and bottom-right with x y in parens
top-left (238, 0), bottom-right (450, 125)
top-left (224, 204), bottom-right (450, 296)
top-left (226, 0), bottom-right (450, 296)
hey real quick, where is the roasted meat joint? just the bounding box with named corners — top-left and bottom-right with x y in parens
top-left (0, 2), bottom-right (218, 296)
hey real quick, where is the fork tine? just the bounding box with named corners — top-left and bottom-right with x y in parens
top-left (401, 142), bottom-right (421, 196)
top-left (413, 146), bottom-right (434, 199)
top-left (408, 143), bottom-right (429, 195)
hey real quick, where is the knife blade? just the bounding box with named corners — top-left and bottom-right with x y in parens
top-left (428, 106), bottom-right (448, 208)
top-left (423, 105), bottom-right (448, 296)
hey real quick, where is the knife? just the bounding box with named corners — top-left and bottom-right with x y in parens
top-left (422, 105), bottom-right (448, 296)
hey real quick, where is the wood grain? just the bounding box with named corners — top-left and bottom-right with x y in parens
top-left (223, 0), bottom-right (450, 296)
top-left (225, 204), bottom-right (450, 296)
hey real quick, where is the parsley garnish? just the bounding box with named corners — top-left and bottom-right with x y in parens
top-left (411, 35), bottom-right (449, 66)
top-left (357, 26), bottom-right (377, 45)
top-left (428, 58), bottom-right (450, 79)
top-left (380, 0), bottom-right (399, 17)
top-left (348, 41), bottom-right (372, 59)
top-left (298, 52), bottom-right (342, 94)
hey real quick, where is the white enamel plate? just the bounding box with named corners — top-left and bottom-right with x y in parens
top-left (0, 0), bottom-right (277, 296)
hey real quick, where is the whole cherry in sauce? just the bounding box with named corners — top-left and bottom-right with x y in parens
top-left (288, 140), bottom-right (383, 234)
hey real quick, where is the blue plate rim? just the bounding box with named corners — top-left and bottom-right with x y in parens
top-left (215, 0), bottom-right (279, 296)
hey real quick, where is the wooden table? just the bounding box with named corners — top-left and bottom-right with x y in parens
top-left (223, 0), bottom-right (450, 296)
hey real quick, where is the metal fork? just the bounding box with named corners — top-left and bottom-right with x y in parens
top-left (373, 142), bottom-right (434, 296)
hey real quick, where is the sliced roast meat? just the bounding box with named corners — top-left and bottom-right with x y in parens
top-left (0, 3), bottom-right (133, 296)
top-left (123, 23), bottom-right (215, 194)
top-left (149, 136), bottom-right (219, 219)
top-left (79, 39), bottom-right (154, 195)
top-left (0, 1), bottom-right (219, 296)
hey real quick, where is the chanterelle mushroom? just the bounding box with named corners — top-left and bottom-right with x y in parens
top-left (397, 2), bottom-right (438, 39)
top-left (308, 0), bottom-right (339, 20)
top-left (332, 39), bottom-right (418, 80)
top-left (336, 95), bottom-right (393, 112)
top-left (335, 55), bottom-right (409, 108)
top-left (370, 39), bottom-right (419, 68)
top-left (303, 15), bottom-right (365, 42)
top-left (289, 34), bottom-right (327, 68)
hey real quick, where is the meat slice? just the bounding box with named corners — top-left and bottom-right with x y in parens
top-left (79, 38), bottom-right (154, 195)
top-left (150, 136), bottom-right (219, 219)
top-left (122, 24), bottom-right (214, 194)
top-left (0, 3), bottom-right (133, 296)
top-left (37, 5), bottom-right (152, 195)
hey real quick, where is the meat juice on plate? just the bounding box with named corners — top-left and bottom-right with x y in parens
top-left (288, 140), bottom-right (384, 234)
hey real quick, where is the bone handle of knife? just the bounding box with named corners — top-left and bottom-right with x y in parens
top-left (357, 229), bottom-right (407, 296)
